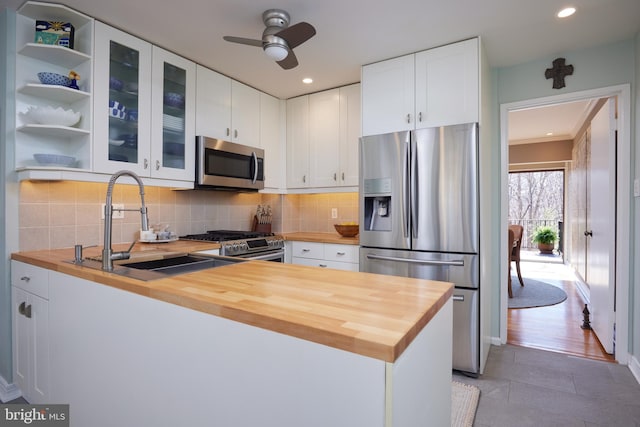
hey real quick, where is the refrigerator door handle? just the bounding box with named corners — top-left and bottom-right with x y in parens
top-left (365, 253), bottom-right (465, 267)
top-left (410, 134), bottom-right (418, 238)
top-left (402, 138), bottom-right (410, 238)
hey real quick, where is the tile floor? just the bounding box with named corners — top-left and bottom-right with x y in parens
top-left (454, 344), bottom-right (640, 426)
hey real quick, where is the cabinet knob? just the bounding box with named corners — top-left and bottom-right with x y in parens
top-left (303, 175), bottom-right (306, 183)
top-left (406, 113), bottom-right (411, 124)
top-left (20, 276), bottom-right (31, 282)
top-left (144, 159), bottom-right (149, 169)
top-left (234, 129), bottom-right (238, 138)
top-left (333, 173), bottom-right (337, 181)
top-left (18, 302), bottom-right (31, 318)
top-left (155, 160), bottom-right (160, 171)
top-left (342, 172), bottom-right (345, 181)
top-left (418, 112), bottom-right (423, 122)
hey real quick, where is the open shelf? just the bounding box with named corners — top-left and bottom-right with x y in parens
top-left (18, 83), bottom-right (90, 103)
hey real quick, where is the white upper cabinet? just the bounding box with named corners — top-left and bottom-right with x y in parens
top-left (93, 23), bottom-right (195, 181)
top-left (339, 83), bottom-right (361, 187)
top-left (93, 22), bottom-right (152, 176)
top-left (286, 95), bottom-right (310, 188)
top-left (195, 66), bottom-right (261, 147)
top-left (231, 80), bottom-right (261, 146)
top-left (361, 54), bottom-right (415, 136)
top-left (309, 88), bottom-right (340, 188)
top-left (259, 93), bottom-right (285, 191)
top-left (195, 65), bottom-right (231, 139)
top-left (361, 38), bottom-right (479, 136)
top-left (414, 38), bottom-right (478, 128)
top-left (149, 46), bottom-right (196, 181)
top-left (287, 84), bottom-right (361, 191)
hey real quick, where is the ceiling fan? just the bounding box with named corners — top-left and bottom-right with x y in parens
top-left (223, 9), bottom-right (316, 70)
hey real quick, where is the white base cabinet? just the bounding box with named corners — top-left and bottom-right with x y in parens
top-left (44, 269), bottom-right (450, 426)
top-left (290, 241), bottom-right (359, 271)
top-left (11, 261), bottom-right (50, 404)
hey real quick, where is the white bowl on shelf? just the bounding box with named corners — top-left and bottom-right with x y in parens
top-left (33, 153), bottom-right (77, 167)
top-left (20, 105), bottom-right (81, 127)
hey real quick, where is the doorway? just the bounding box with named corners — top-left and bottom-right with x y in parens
top-left (499, 85), bottom-right (631, 365)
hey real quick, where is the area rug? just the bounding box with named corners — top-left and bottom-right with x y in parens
top-left (451, 381), bottom-right (480, 427)
top-left (508, 276), bottom-right (568, 309)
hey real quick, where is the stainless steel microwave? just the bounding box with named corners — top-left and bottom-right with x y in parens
top-left (195, 136), bottom-right (264, 191)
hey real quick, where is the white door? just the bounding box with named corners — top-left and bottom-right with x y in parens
top-left (587, 98), bottom-right (616, 354)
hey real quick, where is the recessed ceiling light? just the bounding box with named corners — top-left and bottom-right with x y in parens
top-left (546, 132), bottom-right (554, 136)
top-left (557, 7), bottom-right (576, 18)
top-left (302, 78), bottom-right (313, 84)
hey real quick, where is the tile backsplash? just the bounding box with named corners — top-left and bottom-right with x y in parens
top-left (18, 180), bottom-right (358, 251)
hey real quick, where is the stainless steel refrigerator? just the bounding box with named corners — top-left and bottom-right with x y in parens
top-left (359, 123), bottom-right (480, 375)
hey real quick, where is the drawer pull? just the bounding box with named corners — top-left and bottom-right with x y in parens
top-left (336, 252), bottom-right (346, 256)
top-left (20, 276), bottom-right (31, 282)
top-left (18, 301), bottom-right (26, 315)
top-left (24, 304), bottom-right (32, 319)
top-left (319, 264), bottom-right (328, 268)
top-left (302, 248), bottom-right (310, 252)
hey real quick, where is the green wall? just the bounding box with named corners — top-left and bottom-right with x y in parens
top-left (0, 8), bottom-right (16, 387)
top-left (494, 38), bottom-right (638, 362)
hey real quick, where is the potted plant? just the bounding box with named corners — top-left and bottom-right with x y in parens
top-left (531, 226), bottom-right (558, 254)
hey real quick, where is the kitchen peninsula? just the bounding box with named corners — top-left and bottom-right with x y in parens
top-left (12, 241), bottom-right (453, 427)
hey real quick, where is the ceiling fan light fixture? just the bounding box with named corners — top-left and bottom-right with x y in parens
top-left (264, 44), bottom-right (289, 61)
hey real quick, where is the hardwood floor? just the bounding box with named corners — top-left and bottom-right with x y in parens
top-left (507, 257), bottom-right (615, 363)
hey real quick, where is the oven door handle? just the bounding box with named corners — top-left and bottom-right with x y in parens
top-left (365, 253), bottom-right (464, 267)
top-left (243, 251), bottom-right (284, 261)
top-left (251, 151), bottom-right (258, 184)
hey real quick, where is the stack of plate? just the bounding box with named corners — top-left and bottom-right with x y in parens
top-left (163, 114), bottom-right (184, 131)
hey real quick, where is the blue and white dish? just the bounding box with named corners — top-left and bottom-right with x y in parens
top-left (109, 100), bottom-right (126, 119)
top-left (37, 72), bottom-right (72, 87)
top-left (164, 92), bottom-right (185, 108)
top-left (109, 77), bottom-right (124, 91)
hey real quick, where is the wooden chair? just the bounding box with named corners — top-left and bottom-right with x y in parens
top-left (508, 229), bottom-right (514, 298)
top-left (509, 224), bottom-right (525, 287)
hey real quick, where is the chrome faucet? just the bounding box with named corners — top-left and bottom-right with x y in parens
top-left (102, 170), bottom-right (149, 271)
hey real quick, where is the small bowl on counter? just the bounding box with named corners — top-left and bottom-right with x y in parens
top-left (334, 224), bottom-right (359, 237)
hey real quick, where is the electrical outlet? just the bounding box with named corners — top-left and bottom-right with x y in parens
top-left (101, 203), bottom-right (125, 219)
top-left (331, 208), bottom-right (338, 219)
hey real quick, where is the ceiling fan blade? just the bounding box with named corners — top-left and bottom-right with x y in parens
top-left (222, 36), bottom-right (263, 47)
top-left (275, 22), bottom-right (316, 49)
top-left (277, 49), bottom-right (299, 70)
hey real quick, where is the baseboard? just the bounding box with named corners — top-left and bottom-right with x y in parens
top-left (0, 375), bottom-right (22, 403)
top-left (490, 336), bottom-right (503, 346)
top-left (629, 354), bottom-right (640, 386)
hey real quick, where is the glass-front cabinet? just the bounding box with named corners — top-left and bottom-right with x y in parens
top-left (93, 22), bottom-right (195, 182)
top-left (150, 46), bottom-right (195, 181)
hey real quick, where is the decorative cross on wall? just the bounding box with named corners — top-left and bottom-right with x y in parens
top-left (545, 57), bottom-right (574, 89)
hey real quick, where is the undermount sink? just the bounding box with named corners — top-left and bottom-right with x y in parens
top-left (71, 254), bottom-right (246, 281)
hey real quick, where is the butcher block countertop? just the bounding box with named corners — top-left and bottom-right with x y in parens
top-left (12, 241), bottom-right (452, 363)
top-left (283, 232), bottom-right (359, 245)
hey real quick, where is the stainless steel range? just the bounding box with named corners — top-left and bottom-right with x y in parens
top-left (179, 230), bottom-right (285, 262)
